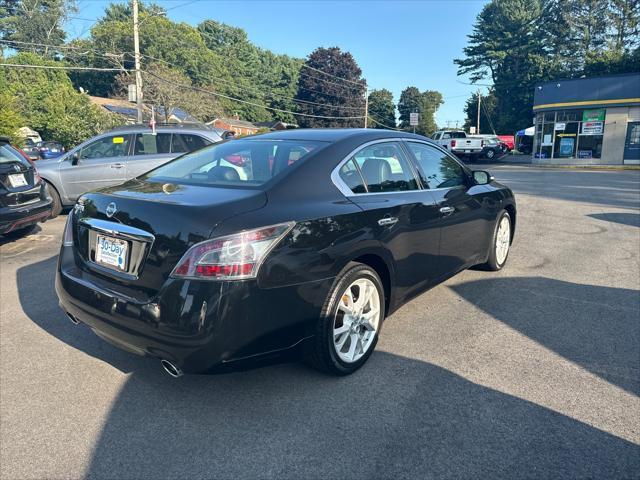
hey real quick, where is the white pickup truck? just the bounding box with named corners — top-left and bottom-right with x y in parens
top-left (432, 130), bottom-right (484, 160)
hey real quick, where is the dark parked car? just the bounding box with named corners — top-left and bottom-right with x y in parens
top-left (0, 137), bottom-right (52, 236)
top-left (480, 137), bottom-right (503, 160)
top-left (21, 138), bottom-right (41, 161)
top-left (56, 129), bottom-right (516, 377)
top-left (37, 141), bottom-right (65, 160)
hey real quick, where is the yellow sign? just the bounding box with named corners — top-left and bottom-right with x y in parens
top-left (112, 137), bottom-right (124, 144)
top-left (557, 133), bottom-right (576, 137)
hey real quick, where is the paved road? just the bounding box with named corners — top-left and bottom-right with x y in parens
top-left (1, 167), bottom-right (639, 479)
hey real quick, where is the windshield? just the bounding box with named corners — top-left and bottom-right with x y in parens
top-left (0, 143), bottom-right (30, 167)
top-left (144, 138), bottom-right (325, 187)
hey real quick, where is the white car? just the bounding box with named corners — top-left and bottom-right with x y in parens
top-left (432, 131), bottom-right (484, 161)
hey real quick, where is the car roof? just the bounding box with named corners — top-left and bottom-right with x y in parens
top-left (245, 128), bottom-right (433, 143)
top-left (107, 123), bottom-right (223, 135)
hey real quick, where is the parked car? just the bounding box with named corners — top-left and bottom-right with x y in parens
top-left (56, 129), bottom-right (516, 377)
top-left (21, 138), bottom-right (41, 161)
top-left (497, 135), bottom-right (514, 152)
top-left (37, 141), bottom-right (65, 160)
top-left (37, 124), bottom-right (225, 217)
top-left (0, 137), bottom-right (52, 236)
top-left (479, 137), bottom-right (503, 160)
top-left (432, 130), bottom-right (484, 161)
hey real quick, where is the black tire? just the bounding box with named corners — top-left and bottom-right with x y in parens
top-left (480, 210), bottom-right (512, 271)
top-left (45, 182), bottom-right (62, 218)
top-left (308, 262), bottom-right (385, 376)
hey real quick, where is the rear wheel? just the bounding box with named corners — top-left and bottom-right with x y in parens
top-left (481, 210), bottom-right (512, 271)
top-left (309, 263), bottom-right (385, 375)
top-left (45, 182), bottom-right (62, 218)
top-left (485, 149), bottom-right (496, 160)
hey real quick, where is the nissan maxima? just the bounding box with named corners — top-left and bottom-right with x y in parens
top-left (56, 129), bottom-right (516, 377)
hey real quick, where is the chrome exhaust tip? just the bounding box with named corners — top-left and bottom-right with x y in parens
top-left (160, 359), bottom-right (183, 378)
top-left (66, 312), bottom-right (79, 325)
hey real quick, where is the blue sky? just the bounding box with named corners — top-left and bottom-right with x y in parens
top-left (66, 0), bottom-right (488, 125)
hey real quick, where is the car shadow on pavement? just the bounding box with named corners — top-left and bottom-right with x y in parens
top-left (450, 276), bottom-right (640, 396)
top-left (588, 212), bottom-right (640, 228)
top-left (16, 258), bottom-right (640, 478)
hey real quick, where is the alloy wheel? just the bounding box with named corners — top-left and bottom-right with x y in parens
top-left (333, 278), bottom-right (381, 363)
top-left (495, 216), bottom-right (511, 265)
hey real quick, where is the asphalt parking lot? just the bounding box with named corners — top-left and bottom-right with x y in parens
top-left (1, 165), bottom-right (639, 479)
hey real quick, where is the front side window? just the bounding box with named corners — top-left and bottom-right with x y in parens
top-left (349, 142), bottom-right (418, 193)
top-left (80, 135), bottom-right (130, 159)
top-left (133, 133), bottom-right (172, 156)
top-left (144, 139), bottom-right (324, 187)
top-left (406, 142), bottom-right (467, 189)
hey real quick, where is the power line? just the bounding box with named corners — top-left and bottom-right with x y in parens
top-left (368, 116), bottom-right (402, 131)
top-left (144, 69), bottom-right (366, 120)
top-left (0, 63), bottom-right (128, 72)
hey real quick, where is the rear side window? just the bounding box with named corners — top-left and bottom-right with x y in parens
top-left (171, 134), bottom-right (209, 154)
top-left (451, 131), bottom-right (466, 139)
top-left (338, 159), bottom-right (366, 194)
top-left (133, 133), bottom-right (172, 155)
top-left (406, 142), bottom-right (466, 189)
top-left (350, 142), bottom-right (418, 193)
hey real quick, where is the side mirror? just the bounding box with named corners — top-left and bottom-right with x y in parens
top-left (473, 170), bottom-right (494, 185)
top-left (71, 152), bottom-right (80, 165)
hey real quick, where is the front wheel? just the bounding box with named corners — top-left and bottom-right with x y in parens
top-left (45, 182), bottom-right (62, 218)
top-left (485, 149), bottom-right (495, 160)
top-left (309, 263), bottom-right (385, 375)
top-left (481, 210), bottom-right (512, 271)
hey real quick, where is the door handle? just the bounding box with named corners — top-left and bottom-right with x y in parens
top-left (439, 206), bottom-right (455, 216)
top-left (378, 216), bottom-right (399, 227)
top-left (110, 163), bottom-right (124, 169)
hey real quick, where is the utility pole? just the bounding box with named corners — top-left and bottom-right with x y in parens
top-left (476, 88), bottom-right (481, 135)
top-left (133, 0), bottom-right (143, 123)
top-left (364, 90), bottom-right (369, 128)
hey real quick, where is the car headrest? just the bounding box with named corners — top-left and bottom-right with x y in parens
top-left (360, 157), bottom-right (391, 188)
top-left (207, 165), bottom-right (241, 182)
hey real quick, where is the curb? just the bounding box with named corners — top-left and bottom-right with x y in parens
top-left (497, 163), bottom-right (640, 171)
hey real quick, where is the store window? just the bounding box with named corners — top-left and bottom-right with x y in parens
top-left (534, 108), bottom-right (605, 160)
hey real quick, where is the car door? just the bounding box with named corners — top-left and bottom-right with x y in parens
top-left (59, 134), bottom-right (130, 201)
top-left (335, 140), bottom-right (441, 299)
top-left (125, 132), bottom-right (174, 179)
top-left (404, 141), bottom-right (492, 278)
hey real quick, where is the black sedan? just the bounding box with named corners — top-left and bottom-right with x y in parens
top-left (0, 137), bottom-right (52, 236)
top-left (56, 129), bottom-right (516, 376)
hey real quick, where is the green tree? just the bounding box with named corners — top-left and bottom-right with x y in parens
top-left (0, 0), bottom-right (76, 57)
top-left (608, 0), bottom-right (640, 51)
top-left (367, 89), bottom-right (396, 129)
top-left (1, 52), bottom-right (117, 148)
top-left (294, 47), bottom-right (366, 128)
top-left (398, 87), bottom-right (443, 136)
top-left (463, 90), bottom-right (498, 133)
top-left (0, 93), bottom-right (24, 143)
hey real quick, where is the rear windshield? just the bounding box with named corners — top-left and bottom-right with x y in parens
top-left (0, 143), bottom-right (30, 167)
top-left (144, 138), bottom-right (325, 187)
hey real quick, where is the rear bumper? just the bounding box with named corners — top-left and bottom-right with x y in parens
top-left (56, 245), bottom-right (333, 373)
top-left (0, 198), bottom-right (52, 234)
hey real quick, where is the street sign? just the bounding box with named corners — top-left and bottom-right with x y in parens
top-left (409, 112), bottom-right (419, 126)
top-left (127, 84), bottom-right (137, 102)
top-left (469, 126), bottom-right (476, 134)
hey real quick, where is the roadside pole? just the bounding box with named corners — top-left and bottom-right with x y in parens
top-left (364, 90), bottom-right (368, 128)
top-left (476, 88), bottom-right (481, 135)
top-left (133, 0), bottom-right (143, 123)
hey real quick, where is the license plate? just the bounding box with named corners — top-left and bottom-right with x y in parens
top-left (96, 234), bottom-right (128, 271)
top-left (8, 173), bottom-right (27, 188)
top-left (465, 150), bottom-right (471, 153)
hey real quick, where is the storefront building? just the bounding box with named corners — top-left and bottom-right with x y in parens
top-left (532, 73), bottom-right (640, 165)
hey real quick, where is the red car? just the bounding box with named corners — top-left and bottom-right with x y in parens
top-left (497, 135), bottom-right (514, 152)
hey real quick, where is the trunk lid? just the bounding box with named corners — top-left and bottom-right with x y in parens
top-left (74, 179), bottom-right (267, 297)
top-left (0, 144), bottom-right (40, 208)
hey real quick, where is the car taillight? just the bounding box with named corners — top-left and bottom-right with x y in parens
top-left (451, 140), bottom-right (456, 148)
top-left (171, 222), bottom-right (295, 281)
top-left (481, 140), bottom-right (485, 147)
top-left (63, 211), bottom-right (74, 246)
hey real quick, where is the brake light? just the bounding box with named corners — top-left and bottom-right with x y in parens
top-left (451, 139), bottom-right (456, 148)
top-left (481, 140), bottom-right (485, 147)
top-left (62, 211), bottom-right (74, 246)
top-left (171, 222), bottom-right (295, 281)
